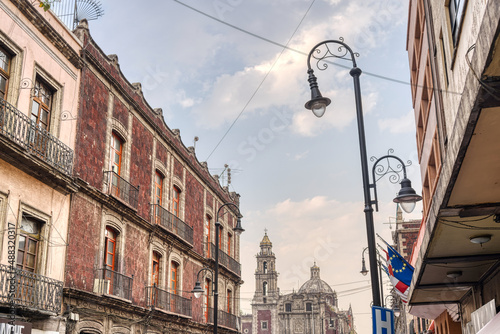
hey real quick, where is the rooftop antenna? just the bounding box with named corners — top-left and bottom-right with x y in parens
top-left (193, 136), bottom-right (199, 150)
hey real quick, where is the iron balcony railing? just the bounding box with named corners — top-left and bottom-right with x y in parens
top-left (210, 243), bottom-right (241, 276)
top-left (219, 309), bottom-right (239, 330)
top-left (94, 268), bottom-right (133, 300)
top-left (146, 285), bottom-right (192, 317)
top-left (0, 97), bottom-right (74, 175)
top-left (0, 264), bottom-right (63, 313)
top-left (151, 204), bottom-right (193, 245)
top-left (104, 171), bottom-right (139, 209)
top-left (202, 307), bottom-right (239, 330)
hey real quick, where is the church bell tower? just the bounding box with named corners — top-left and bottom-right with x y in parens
top-left (252, 231), bottom-right (279, 334)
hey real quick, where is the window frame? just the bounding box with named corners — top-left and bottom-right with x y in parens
top-left (30, 78), bottom-right (53, 131)
top-left (205, 215), bottom-right (212, 257)
top-left (152, 251), bottom-right (161, 287)
top-left (170, 261), bottom-right (179, 294)
top-left (104, 227), bottom-right (117, 272)
top-left (17, 215), bottom-right (42, 272)
top-left (261, 321), bottom-right (268, 330)
top-left (110, 133), bottom-right (123, 176)
top-left (448, 0), bottom-right (467, 46)
top-left (227, 232), bottom-right (232, 256)
top-left (172, 186), bottom-right (181, 217)
top-left (0, 45), bottom-right (11, 100)
top-left (227, 289), bottom-right (232, 313)
top-left (285, 303), bottom-right (292, 312)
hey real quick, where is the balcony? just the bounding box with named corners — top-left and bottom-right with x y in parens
top-left (94, 268), bottom-right (133, 300)
top-left (0, 97), bottom-right (73, 175)
top-left (146, 285), bottom-right (191, 317)
top-left (104, 171), bottom-right (139, 209)
top-left (0, 264), bottom-right (63, 314)
top-left (199, 307), bottom-right (238, 330)
top-left (210, 243), bottom-right (241, 276)
top-left (151, 204), bottom-right (193, 246)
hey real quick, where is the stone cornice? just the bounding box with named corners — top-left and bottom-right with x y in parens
top-left (9, 0), bottom-right (83, 69)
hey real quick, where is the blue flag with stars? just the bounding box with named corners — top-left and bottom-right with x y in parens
top-left (387, 245), bottom-right (413, 287)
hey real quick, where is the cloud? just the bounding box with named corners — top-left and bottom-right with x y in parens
top-left (378, 109), bottom-right (416, 134)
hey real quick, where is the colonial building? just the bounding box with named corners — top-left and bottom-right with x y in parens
top-left (0, 0), bottom-right (81, 333)
top-left (63, 18), bottom-right (244, 334)
top-left (242, 234), bottom-right (354, 334)
top-left (0, 1), bottom-right (244, 334)
top-left (406, 0), bottom-right (500, 333)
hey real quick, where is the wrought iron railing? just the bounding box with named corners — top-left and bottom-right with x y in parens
top-left (104, 171), bottom-right (139, 209)
top-left (0, 97), bottom-right (74, 175)
top-left (201, 307), bottom-right (238, 330)
top-left (94, 268), bottom-right (133, 300)
top-left (219, 309), bottom-right (239, 330)
top-left (210, 243), bottom-right (241, 276)
top-left (151, 204), bottom-right (193, 245)
top-left (146, 285), bottom-right (192, 317)
top-left (0, 264), bottom-right (63, 313)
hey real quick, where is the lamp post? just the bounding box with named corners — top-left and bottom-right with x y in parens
top-left (360, 247), bottom-right (385, 307)
top-left (192, 202), bottom-right (244, 334)
top-left (304, 39), bottom-right (422, 307)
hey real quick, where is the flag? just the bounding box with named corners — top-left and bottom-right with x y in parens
top-left (378, 239), bottom-right (414, 303)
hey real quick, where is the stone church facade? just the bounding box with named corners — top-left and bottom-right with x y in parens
top-left (242, 233), bottom-right (355, 334)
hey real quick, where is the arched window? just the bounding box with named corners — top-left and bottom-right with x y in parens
top-left (227, 289), bottom-right (232, 313)
top-left (172, 186), bottom-right (181, 217)
top-left (170, 261), bottom-right (179, 294)
top-left (154, 172), bottom-right (164, 224)
top-left (152, 251), bottom-right (161, 286)
top-left (204, 278), bottom-right (211, 322)
top-left (263, 282), bottom-right (268, 296)
top-left (205, 215), bottom-right (212, 257)
top-left (263, 261), bottom-right (268, 273)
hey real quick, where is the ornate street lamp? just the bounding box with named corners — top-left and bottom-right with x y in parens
top-left (304, 38), bottom-right (422, 307)
top-left (192, 202), bottom-right (243, 334)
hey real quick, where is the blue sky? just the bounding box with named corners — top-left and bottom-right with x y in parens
top-left (88, 1), bottom-right (422, 332)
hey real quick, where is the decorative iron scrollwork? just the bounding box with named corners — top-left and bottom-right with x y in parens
top-left (20, 78), bottom-right (34, 90)
top-left (370, 149), bottom-right (412, 184)
top-left (310, 37), bottom-right (360, 71)
top-left (61, 110), bottom-right (77, 121)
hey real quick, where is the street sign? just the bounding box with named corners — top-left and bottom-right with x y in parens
top-left (372, 306), bottom-right (394, 334)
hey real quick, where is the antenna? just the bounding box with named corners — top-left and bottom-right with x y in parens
top-left (51, 0), bottom-right (104, 30)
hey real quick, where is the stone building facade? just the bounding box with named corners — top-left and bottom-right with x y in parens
top-left (0, 2), bottom-right (244, 334)
top-left (63, 19), bottom-right (244, 334)
top-left (0, 0), bottom-right (81, 333)
top-left (406, 0), bottom-right (500, 333)
top-left (242, 234), bottom-right (354, 334)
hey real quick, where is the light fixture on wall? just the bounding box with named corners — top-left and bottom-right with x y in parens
top-left (446, 271), bottom-right (463, 279)
top-left (469, 234), bottom-right (492, 245)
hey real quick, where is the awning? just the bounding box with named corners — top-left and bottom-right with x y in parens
top-left (477, 311), bottom-right (500, 334)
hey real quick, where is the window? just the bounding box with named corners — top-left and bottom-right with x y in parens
top-left (285, 303), bottom-right (292, 312)
top-left (172, 186), bottom-right (180, 216)
top-left (109, 134), bottom-right (123, 197)
top-left (31, 78), bottom-right (53, 131)
top-left (227, 233), bottom-right (232, 256)
top-left (205, 215), bottom-right (212, 257)
top-left (152, 251), bottom-right (161, 286)
top-left (110, 133), bottom-right (123, 175)
top-left (104, 227), bottom-right (117, 273)
top-left (0, 46), bottom-right (11, 100)
top-left (449, 0), bottom-right (467, 45)
top-left (17, 215), bottom-right (42, 272)
top-left (170, 261), bottom-right (179, 294)
top-left (154, 172), bottom-right (164, 224)
top-left (263, 261), bottom-right (268, 273)
top-left (218, 225), bottom-right (223, 249)
top-left (204, 278), bottom-right (211, 322)
top-left (263, 282), bottom-right (267, 296)
top-left (227, 289), bottom-right (232, 313)
top-left (261, 321), bottom-right (268, 330)
top-left (306, 303), bottom-right (312, 312)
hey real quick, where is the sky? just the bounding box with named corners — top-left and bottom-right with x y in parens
top-left (84, 1), bottom-right (423, 333)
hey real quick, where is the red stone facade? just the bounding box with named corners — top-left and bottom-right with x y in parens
top-left (64, 21), bottom-right (243, 334)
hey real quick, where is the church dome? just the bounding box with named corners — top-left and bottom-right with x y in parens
top-left (298, 264), bottom-right (334, 294)
top-left (260, 232), bottom-right (272, 246)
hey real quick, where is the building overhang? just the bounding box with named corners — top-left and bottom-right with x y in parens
top-left (408, 7), bottom-right (500, 313)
